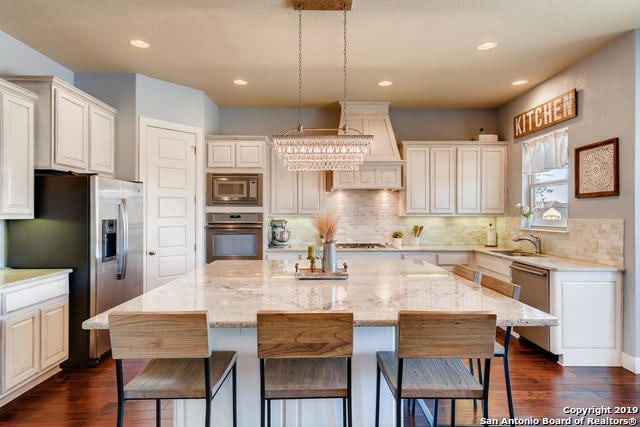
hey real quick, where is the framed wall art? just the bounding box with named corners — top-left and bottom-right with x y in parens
top-left (574, 137), bottom-right (619, 198)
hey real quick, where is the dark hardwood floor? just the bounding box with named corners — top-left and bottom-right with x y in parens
top-left (0, 332), bottom-right (638, 426)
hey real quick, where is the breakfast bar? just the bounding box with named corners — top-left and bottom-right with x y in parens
top-left (83, 259), bottom-right (557, 427)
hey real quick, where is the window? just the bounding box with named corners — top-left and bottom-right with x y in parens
top-left (521, 128), bottom-right (569, 229)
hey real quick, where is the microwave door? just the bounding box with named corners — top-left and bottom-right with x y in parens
top-left (215, 179), bottom-right (247, 201)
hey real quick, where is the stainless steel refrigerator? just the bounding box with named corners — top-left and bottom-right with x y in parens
top-left (7, 172), bottom-right (143, 367)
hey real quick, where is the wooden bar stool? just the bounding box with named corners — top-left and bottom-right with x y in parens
top-left (452, 264), bottom-right (480, 283)
top-left (479, 274), bottom-right (521, 419)
top-left (257, 311), bottom-right (353, 427)
top-left (109, 311), bottom-right (238, 427)
top-left (376, 311), bottom-right (496, 427)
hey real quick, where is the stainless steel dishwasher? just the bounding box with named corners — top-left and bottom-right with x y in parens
top-left (510, 262), bottom-right (552, 351)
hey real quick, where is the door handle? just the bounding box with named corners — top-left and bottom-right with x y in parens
top-left (148, 250), bottom-right (156, 256)
top-left (116, 198), bottom-right (129, 280)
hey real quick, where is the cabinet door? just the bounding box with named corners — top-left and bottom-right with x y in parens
top-left (54, 88), bottom-right (89, 170)
top-left (298, 171), bottom-right (325, 214)
top-left (270, 151), bottom-right (297, 214)
top-left (88, 104), bottom-right (115, 175)
top-left (429, 147), bottom-right (455, 214)
top-left (357, 168), bottom-right (376, 186)
top-left (40, 298), bottom-right (69, 370)
top-left (457, 146), bottom-right (481, 214)
top-left (236, 141), bottom-right (264, 168)
top-left (1, 92), bottom-right (34, 218)
top-left (376, 166), bottom-right (401, 189)
top-left (3, 309), bottom-right (40, 392)
top-left (481, 146), bottom-right (506, 214)
top-left (405, 147), bottom-right (429, 213)
top-left (207, 141), bottom-right (235, 168)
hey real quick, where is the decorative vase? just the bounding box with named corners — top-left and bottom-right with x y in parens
top-left (521, 215), bottom-right (532, 229)
top-left (392, 237), bottom-right (403, 249)
top-left (322, 241), bottom-right (338, 273)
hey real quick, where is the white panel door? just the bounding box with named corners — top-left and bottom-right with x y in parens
top-left (456, 146), bottom-right (481, 214)
top-left (88, 104), bottom-right (115, 175)
top-left (429, 147), bottom-right (455, 214)
top-left (54, 88), bottom-right (88, 170)
top-left (481, 146), bottom-right (506, 214)
top-left (270, 150), bottom-right (297, 214)
top-left (1, 92), bottom-right (34, 218)
top-left (405, 147), bottom-right (429, 213)
top-left (297, 171), bottom-right (325, 215)
top-left (3, 308), bottom-right (40, 391)
top-left (146, 126), bottom-right (197, 291)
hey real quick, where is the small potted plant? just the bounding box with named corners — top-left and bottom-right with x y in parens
top-left (391, 230), bottom-right (403, 248)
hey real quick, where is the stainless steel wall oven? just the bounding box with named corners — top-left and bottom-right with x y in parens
top-left (206, 212), bottom-right (263, 262)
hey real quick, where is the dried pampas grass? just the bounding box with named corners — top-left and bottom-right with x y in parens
top-left (313, 214), bottom-right (339, 242)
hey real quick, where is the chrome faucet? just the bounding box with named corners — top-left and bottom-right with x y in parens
top-left (513, 234), bottom-right (542, 253)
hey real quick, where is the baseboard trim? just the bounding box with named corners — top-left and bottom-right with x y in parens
top-left (621, 352), bottom-right (640, 373)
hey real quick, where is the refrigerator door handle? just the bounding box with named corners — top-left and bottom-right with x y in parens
top-left (117, 198), bottom-right (129, 280)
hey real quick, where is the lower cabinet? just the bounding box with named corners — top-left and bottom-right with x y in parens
top-left (402, 251), bottom-right (470, 271)
top-left (1, 271), bottom-right (70, 406)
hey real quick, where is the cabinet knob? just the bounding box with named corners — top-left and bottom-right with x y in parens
top-left (148, 250), bottom-right (156, 256)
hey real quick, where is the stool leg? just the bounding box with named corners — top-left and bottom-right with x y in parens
top-left (469, 358), bottom-right (477, 410)
top-left (375, 365), bottom-right (381, 427)
top-left (205, 397), bottom-right (211, 427)
top-left (450, 400), bottom-right (456, 427)
top-left (156, 399), bottom-right (161, 427)
top-left (267, 400), bottom-right (271, 427)
top-left (343, 398), bottom-right (347, 427)
top-left (395, 396), bottom-right (402, 427)
top-left (433, 399), bottom-right (439, 427)
top-left (232, 364), bottom-right (238, 427)
top-left (115, 360), bottom-right (125, 427)
top-left (260, 360), bottom-right (266, 427)
top-left (503, 355), bottom-right (515, 419)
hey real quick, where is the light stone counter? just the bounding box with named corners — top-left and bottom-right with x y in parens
top-left (0, 268), bottom-right (73, 290)
top-left (82, 259), bottom-right (556, 427)
top-left (475, 248), bottom-right (624, 271)
top-left (83, 259), bottom-right (556, 330)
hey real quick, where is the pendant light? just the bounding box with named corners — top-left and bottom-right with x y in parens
top-left (272, 0), bottom-right (373, 172)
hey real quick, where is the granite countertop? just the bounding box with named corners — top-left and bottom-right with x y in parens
top-left (0, 268), bottom-right (73, 290)
top-left (83, 259), bottom-right (557, 330)
top-left (266, 245), bottom-right (478, 252)
top-left (474, 248), bottom-right (624, 272)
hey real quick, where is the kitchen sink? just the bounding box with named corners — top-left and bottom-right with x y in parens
top-left (489, 249), bottom-right (539, 257)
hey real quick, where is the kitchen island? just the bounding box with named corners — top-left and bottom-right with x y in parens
top-left (83, 259), bottom-right (557, 427)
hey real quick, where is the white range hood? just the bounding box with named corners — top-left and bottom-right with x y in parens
top-left (326, 101), bottom-right (404, 190)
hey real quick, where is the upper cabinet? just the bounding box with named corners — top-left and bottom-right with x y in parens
top-left (270, 149), bottom-right (325, 215)
top-left (0, 79), bottom-right (37, 219)
top-left (206, 136), bottom-right (265, 170)
top-left (3, 76), bottom-right (115, 176)
top-left (401, 141), bottom-right (507, 216)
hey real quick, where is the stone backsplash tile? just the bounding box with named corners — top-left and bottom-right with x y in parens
top-left (496, 217), bottom-right (624, 268)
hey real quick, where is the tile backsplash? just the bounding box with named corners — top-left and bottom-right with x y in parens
top-left (271, 190), bottom-right (624, 269)
top-left (273, 190), bottom-right (497, 246)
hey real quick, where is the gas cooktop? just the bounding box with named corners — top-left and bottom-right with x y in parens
top-left (335, 243), bottom-right (387, 249)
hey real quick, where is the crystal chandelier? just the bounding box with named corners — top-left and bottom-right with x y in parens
top-left (272, 1), bottom-right (373, 172)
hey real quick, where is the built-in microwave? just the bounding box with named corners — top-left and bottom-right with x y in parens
top-left (206, 173), bottom-right (262, 206)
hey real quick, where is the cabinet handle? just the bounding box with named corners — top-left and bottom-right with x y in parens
top-left (148, 251), bottom-right (156, 256)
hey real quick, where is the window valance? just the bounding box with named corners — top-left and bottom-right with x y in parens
top-left (522, 127), bottom-right (568, 174)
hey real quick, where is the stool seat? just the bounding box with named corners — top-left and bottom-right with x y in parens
top-left (377, 352), bottom-right (484, 399)
top-left (263, 357), bottom-right (349, 399)
top-left (124, 351), bottom-right (237, 400)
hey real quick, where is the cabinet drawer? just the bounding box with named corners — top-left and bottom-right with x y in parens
top-left (2, 277), bottom-right (69, 315)
top-left (475, 253), bottom-right (512, 277)
top-left (437, 253), bottom-right (469, 266)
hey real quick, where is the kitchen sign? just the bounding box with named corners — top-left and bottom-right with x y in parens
top-left (513, 89), bottom-right (577, 138)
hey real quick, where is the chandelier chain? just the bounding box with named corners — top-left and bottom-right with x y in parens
top-left (297, 2), bottom-right (303, 129)
top-left (342, 1), bottom-right (348, 133)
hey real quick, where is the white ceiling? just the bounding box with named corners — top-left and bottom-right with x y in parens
top-left (1, 0), bottom-right (639, 109)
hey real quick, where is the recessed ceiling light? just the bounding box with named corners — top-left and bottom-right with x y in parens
top-left (378, 80), bottom-right (393, 87)
top-left (512, 79), bottom-right (529, 86)
top-left (477, 41), bottom-right (497, 51)
top-left (233, 79), bottom-right (248, 86)
top-left (129, 39), bottom-right (150, 49)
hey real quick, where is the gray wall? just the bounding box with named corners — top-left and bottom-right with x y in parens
top-left (0, 31), bottom-right (73, 83)
top-left (497, 31), bottom-right (638, 357)
top-left (218, 106), bottom-right (499, 141)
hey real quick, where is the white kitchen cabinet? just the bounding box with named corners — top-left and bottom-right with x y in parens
top-left (0, 270), bottom-right (70, 406)
top-left (402, 251), bottom-right (470, 271)
top-left (0, 79), bottom-right (36, 219)
top-left (326, 163), bottom-right (402, 191)
top-left (2, 76), bottom-right (116, 176)
top-left (270, 150), bottom-right (325, 215)
top-left (402, 141), bottom-right (507, 216)
top-left (473, 252), bottom-right (512, 281)
top-left (402, 145), bottom-right (455, 214)
top-left (206, 137), bottom-right (265, 169)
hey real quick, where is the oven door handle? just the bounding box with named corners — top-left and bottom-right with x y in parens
top-left (509, 264), bottom-right (548, 277)
top-left (206, 224), bottom-right (263, 229)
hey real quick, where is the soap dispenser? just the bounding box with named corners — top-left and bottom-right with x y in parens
top-left (486, 223), bottom-right (497, 247)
